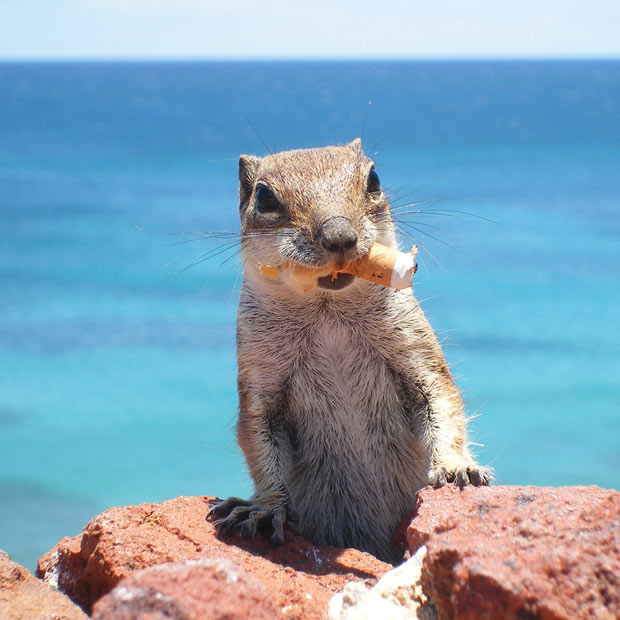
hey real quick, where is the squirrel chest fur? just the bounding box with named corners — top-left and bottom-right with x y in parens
top-left (209, 139), bottom-right (490, 564)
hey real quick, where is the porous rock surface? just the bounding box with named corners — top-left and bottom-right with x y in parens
top-left (32, 486), bottom-right (620, 619)
top-left (91, 558), bottom-right (278, 620)
top-left (37, 495), bottom-right (391, 619)
top-left (407, 485), bottom-right (620, 620)
top-left (0, 549), bottom-right (88, 620)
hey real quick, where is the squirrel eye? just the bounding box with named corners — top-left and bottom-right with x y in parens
top-left (255, 184), bottom-right (282, 214)
top-left (367, 168), bottom-right (381, 194)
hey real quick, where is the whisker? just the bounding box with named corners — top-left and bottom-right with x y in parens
top-left (219, 247), bottom-right (243, 269)
top-left (387, 168), bottom-right (464, 204)
top-left (390, 202), bottom-right (457, 214)
top-left (163, 241), bottom-right (232, 270)
top-left (175, 240), bottom-right (242, 274)
top-left (241, 108), bottom-right (273, 156)
top-left (136, 225), bottom-right (238, 239)
top-left (399, 229), bottom-right (445, 274)
top-left (162, 234), bottom-right (241, 247)
top-left (371, 211), bottom-right (450, 236)
top-left (393, 219), bottom-right (450, 236)
top-left (360, 100), bottom-right (372, 145)
top-left (229, 254), bottom-right (250, 301)
top-left (391, 206), bottom-right (497, 225)
top-left (389, 210), bottom-right (461, 221)
top-left (397, 220), bottom-right (464, 255)
top-left (141, 228), bottom-right (295, 252)
top-left (389, 200), bottom-right (457, 213)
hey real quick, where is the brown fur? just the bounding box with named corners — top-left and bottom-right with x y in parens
top-left (208, 139), bottom-right (490, 564)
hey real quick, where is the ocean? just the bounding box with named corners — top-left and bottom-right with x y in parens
top-left (1, 61), bottom-right (619, 570)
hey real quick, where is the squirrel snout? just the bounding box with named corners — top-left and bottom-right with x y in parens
top-left (319, 216), bottom-right (358, 255)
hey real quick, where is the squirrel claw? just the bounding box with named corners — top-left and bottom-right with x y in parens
top-left (428, 465), bottom-right (492, 489)
top-left (206, 496), bottom-right (250, 520)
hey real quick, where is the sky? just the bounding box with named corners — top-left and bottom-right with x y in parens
top-left (1, 0), bottom-right (620, 60)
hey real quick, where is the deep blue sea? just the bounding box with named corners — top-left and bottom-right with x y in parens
top-left (1, 61), bottom-right (619, 570)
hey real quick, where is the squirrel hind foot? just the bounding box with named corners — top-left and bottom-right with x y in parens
top-left (207, 496), bottom-right (287, 546)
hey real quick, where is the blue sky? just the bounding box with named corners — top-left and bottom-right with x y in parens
top-left (2, 0), bottom-right (620, 60)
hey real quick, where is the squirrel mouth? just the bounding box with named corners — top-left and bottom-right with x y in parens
top-left (316, 272), bottom-right (356, 291)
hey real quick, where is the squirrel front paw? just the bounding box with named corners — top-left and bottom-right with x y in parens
top-left (428, 464), bottom-right (492, 488)
top-left (207, 496), bottom-right (287, 546)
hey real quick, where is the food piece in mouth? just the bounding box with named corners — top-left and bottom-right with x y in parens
top-left (257, 242), bottom-right (418, 293)
top-left (350, 243), bottom-right (417, 290)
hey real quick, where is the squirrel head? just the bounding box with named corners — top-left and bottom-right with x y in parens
top-left (238, 139), bottom-right (396, 293)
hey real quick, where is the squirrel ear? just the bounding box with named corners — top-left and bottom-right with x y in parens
top-left (239, 154), bottom-right (261, 209)
top-left (347, 138), bottom-right (363, 153)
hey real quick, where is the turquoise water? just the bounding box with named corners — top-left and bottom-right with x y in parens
top-left (1, 61), bottom-right (619, 570)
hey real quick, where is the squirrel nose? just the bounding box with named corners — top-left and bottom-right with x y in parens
top-left (320, 216), bottom-right (358, 254)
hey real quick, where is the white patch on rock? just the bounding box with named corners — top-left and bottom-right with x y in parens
top-left (111, 586), bottom-right (154, 603)
top-left (41, 550), bottom-right (60, 590)
top-left (327, 546), bottom-right (436, 620)
top-left (311, 546), bottom-right (323, 566)
top-left (108, 584), bottom-right (175, 606)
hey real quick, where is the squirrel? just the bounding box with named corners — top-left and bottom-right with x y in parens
top-left (208, 139), bottom-right (491, 564)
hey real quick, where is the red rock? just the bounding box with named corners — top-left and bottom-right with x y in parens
top-left (37, 495), bottom-right (390, 618)
top-left (92, 558), bottom-right (278, 620)
top-left (392, 508), bottom-right (416, 556)
top-left (0, 549), bottom-right (88, 620)
top-left (407, 485), bottom-right (620, 620)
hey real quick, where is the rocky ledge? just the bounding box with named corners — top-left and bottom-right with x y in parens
top-left (407, 485), bottom-right (620, 620)
top-left (36, 495), bottom-right (390, 619)
top-left (0, 485), bottom-right (618, 619)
